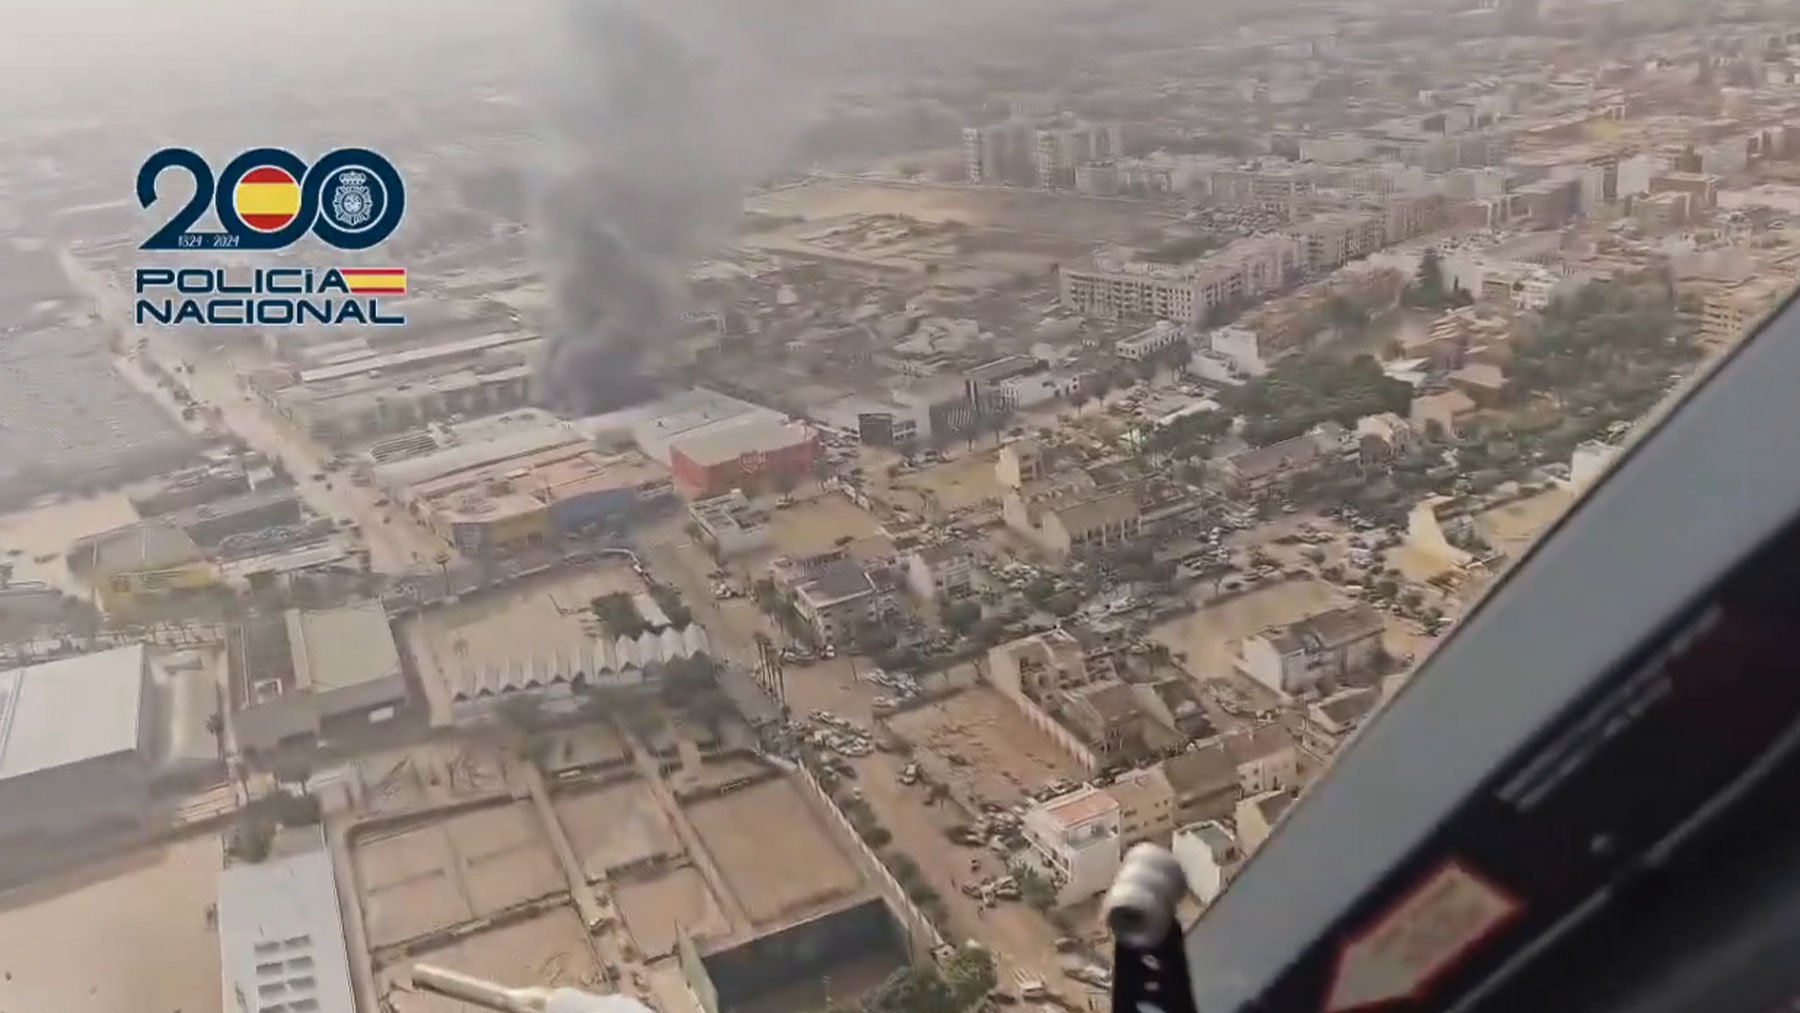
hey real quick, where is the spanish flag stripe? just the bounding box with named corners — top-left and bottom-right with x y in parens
top-left (235, 182), bottom-right (301, 216)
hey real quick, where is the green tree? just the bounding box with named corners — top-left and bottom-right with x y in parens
top-left (870, 967), bottom-right (957, 1013)
top-left (944, 946), bottom-right (999, 1007)
top-left (943, 600), bottom-right (982, 635)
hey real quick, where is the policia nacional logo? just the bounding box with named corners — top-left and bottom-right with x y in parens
top-left (134, 146), bottom-right (409, 327)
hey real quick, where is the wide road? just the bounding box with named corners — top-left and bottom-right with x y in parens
top-left (60, 250), bottom-right (452, 574)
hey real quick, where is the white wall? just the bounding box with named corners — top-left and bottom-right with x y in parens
top-left (1171, 822), bottom-right (1233, 905)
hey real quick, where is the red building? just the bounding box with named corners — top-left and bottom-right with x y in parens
top-left (669, 418), bottom-right (819, 498)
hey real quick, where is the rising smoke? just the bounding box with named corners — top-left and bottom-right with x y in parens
top-left (530, 0), bottom-right (835, 413)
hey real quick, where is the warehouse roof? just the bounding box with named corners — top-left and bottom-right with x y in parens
top-left (217, 827), bottom-right (356, 1013)
top-left (288, 601), bottom-right (401, 695)
top-left (89, 521), bottom-right (203, 575)
top-left (0, 645), bottom-right (146, 782)
top-left (671, 415), bottom-right (813, 468)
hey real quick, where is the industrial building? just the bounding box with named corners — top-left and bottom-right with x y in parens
top-left (0, 646), bottom-right (157, 846)
top-left (669, 416), bottom-right (819, 499)
top-left (257, 330), bottom-right (541, 445)
top-left (168, 488), bottom-right (305, 548)
top-left (130, 462), bottom-right (252, 517)
top-left (228, 600), bottom-right (408, 751)
top-left (406, 445), bottom-right (672, 554)
top-left (218, 826), bottom-right (357, 1013)
top-left (689, 490), bottom-right (773, 557)
top-left (74, 521), bottom-right (220, 614)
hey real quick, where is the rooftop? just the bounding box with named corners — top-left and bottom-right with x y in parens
top-left (1161, 742), bottom-right (1238, 798)
top-left (1175, 819), bottom-right (1238, 862)
top-left (1225, 724), bottom-right (1296, 766)
top-left (672, 416), bottom-right (814, 468)
top-left (288, 601), bottom-right (401, 695)
top-left (89, 522), bottom-right (204, 575)
top-left (0, 645), bottom-right (146, 782)
top-left (217, 827), bottom-right (357, 1013)
top-left (1036, 785), bottom-right (1121, 830)
top-left (296, 330), bottom-right (537, 384)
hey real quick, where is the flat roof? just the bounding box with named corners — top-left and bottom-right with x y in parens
top-left (670, 415), bottom-right (813, 468)
top-left (296, 331), bottom-right (537, 384)
top-left (374, 423), bottom-right (587, 490)
top-left (1038, 785), bottom-right (1120, 829)
top-left (218, 827), bottom-right (357, 1013)
top-left (289, 601), bottom-right (401, 695)
top-left (90, 522), bottom-right (203, 574)
top-left (0, 645), bottom-right (146, 782)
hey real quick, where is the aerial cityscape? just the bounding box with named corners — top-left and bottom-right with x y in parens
top-left (0, 0), bottom-right (1794, 1009)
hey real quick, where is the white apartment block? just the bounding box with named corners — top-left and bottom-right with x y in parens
top-left (1023, 786), bottom-right (1123, 905)
top-left (1060, 237), bottom-right (1303, 324)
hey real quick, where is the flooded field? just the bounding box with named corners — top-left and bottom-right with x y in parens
top-left (0, 835), bottom-right (224, 1013)
top-left (382, 908), bottom-right (603, 1012)
top-left (0, 489), bottom-right (137, 593)
top-left (889, 685), bottom-right (1084, 805)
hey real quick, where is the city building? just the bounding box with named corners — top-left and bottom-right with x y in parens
top-left (1355, 412), bottom-right (1418, 468)
top-left (1022, 786), bottom-right (1122, 905)
top-left (1238, 605), bottom-right (1386, 697)
top-left (770, 552), bottom-right (879, 646)
top-left (1410, 388), bottom-right (1480, 440)
top-left (1106, 765), bottom-right (1178, 847)
top-left (1649, 171), bottom-right (1720, 211)
top-left (79, 521), bottom-right (220, 615)
top-left (963, 121), bottom-right (1036, 185)
top-left (1061, 679), bottom-right (1148, 764)
top-left (274, 364), bottom-right (534, 445)
top-left (1223, 724), bottom-right (1301, 794)
top-left (1160, 742), bottom-right (1241, 826)
top-left (0, 646), bottom-right (156, 846)
top-left (228, 601), bottom-right (409, 752)
top-left (1114, 320), bottom-right (1195, 362)
top-left (1234, 789), bottom-right (1296, 856)
top-left (688, 490), bottom-right (772, 557)
top-left (670, 417), bottom-right (819, 499)
top-left (905, 542), bottom-right (975, 601)
top-left (218, 826), bottom-right (357, 1013)
top-left (1059, 237), bottom-right (1304, 325)
top-left (1171, 820), bottom-right (1239, 905)
top-left (1448, 362), bottom-right (1509, 406)
top-left (1212, 427), bottom-right (1342, 495)
top-left (1301, 686), bottom-right (1382, 758)
top-left (1002, 486), bottom-right (1142, 558)
top-left (406, 446), bottom-right (672, 554)
top-left (1034, 122), bottom-right (1123, 189)
top-left (1188, 325), bottom-right (1269, 385)
top-left (1702, 278), bottom-right (1785, 345)
top-left (1286, 212), bottom-right (1387, 273)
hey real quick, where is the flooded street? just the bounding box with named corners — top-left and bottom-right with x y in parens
top-left (0, 835), bottom-right (224, 1013)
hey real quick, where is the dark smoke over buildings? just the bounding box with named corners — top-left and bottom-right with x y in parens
top-left (530, 0), bottom-right (830, 413)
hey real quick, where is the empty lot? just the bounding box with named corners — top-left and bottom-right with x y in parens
top-left (685, 778), bottom-right (861, 926)
top-left (888, 685), bottom-right (1084, 806)
top-left (382, 908), bottom-right (602, 1011)
top-left (613, 866), bottom-right (732, 957)
top-left (354, 803), bottom-right (563, 949)
top-left (554, 780), bottom-right (681, 881)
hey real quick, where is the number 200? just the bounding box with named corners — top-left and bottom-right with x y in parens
top-left (136, 146), bottom-right (405, 252)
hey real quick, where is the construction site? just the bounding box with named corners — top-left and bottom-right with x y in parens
top-left (329, 717), bottom-right (909, 1013)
